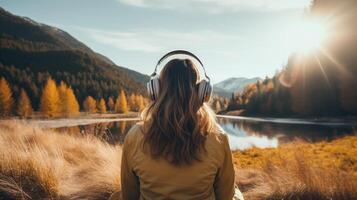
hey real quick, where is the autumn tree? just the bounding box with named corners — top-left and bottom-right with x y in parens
top-left (143, 97), bottom-right (150, 107)
top-left (215, 100), bottom-right (222, 113)
top-left (57, 81), bottom-right (80, 117)
top-left (135, 94), bottom-right (145, 111)
top-left (115, 90), bottom-right (128, 113)
top-left (40, 77), bottom-right (60, 117)
top-left (0, 77), bottom-right (13, 117)
top-left (107, 97), bottom-right (115, 112)
top-left (83, 96), bottom-right (97, 113)
top-left (58, 81), bottom-right (67, 115)
top-left (128, 94), bottom-right (146, 112)
top-left (16, 89), bottom-right (33, 118)
top-left (128, 94), bottom-right (137, 111)
top-left (97, 98), bottom-right (107, 114)
top-left (65, 87), bottom-right (80, 117)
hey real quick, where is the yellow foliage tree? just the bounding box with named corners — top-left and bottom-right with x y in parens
top-left (65, 87), bottom-right (80, 117)
top-left (215, 100), bottom-right (222, 113)
top-left (0, 77), bottom-right (13, 117)
top-left (143, 97), bottom-right (150, 107)
top-left (58, 81), bottom-right (68, 114)
top-left (16, 89), bottom-right (33, 118)
top-left (128, 94), bottom-right (137, 111)
top-left (58, 81), bottom-right (80, 117)
top-left (107, 97), bottom-right (115, 112)
top-left (97, 98), bottom-right (107, 114)
top-left (40, 78), bottom-right (60, 117)
top-left (83, 96), bottom-right (97, 113)
top-left (115, 90), bottom-right (128, 113)
top-left (135, 94), bottom-right (145, 111)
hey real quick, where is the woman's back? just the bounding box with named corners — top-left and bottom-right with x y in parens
top-left (121, 123), bottom-right (235, 200)
top-left (117, 52), bottom-right (243, 200)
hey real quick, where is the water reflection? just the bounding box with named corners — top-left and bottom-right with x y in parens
top-left (219, 121), bottom-right (278, 150)
top-left (218, 118), bottom-right (355, 150)
top-left (54, 117), bottom-right (356, 150)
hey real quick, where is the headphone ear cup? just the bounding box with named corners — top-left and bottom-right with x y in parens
top-left (204, 81), bottom-right (213, 102)
top-left (197, 80), bottom-right (212, 104)
top-left (147, 77), bottom-right (160, 101)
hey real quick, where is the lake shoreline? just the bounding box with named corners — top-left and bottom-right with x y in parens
top-left (222, 109), bottom-right (357, 122)
top-left (217, 114), bottom-right (357, 126)
top-left (0, 112), bottom-right (141, 128)
top-left (2, 113), bottom-right (357, 129)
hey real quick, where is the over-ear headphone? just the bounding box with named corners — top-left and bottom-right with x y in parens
top-left (147, 50), bottom-right (212, 104)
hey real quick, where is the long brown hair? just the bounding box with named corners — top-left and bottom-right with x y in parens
top-left (141, 58), bottom-right (220, 165)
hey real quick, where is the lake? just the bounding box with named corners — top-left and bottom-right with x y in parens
top-left (53, 116), bottom-right (357, 150)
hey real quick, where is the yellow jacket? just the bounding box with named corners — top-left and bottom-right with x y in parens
top-left (119, 123), bottom-right (239, 200)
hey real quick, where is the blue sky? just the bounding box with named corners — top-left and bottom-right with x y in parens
top-left (1, 0), bottom-right (312, 83)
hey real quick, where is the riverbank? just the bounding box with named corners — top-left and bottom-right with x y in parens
top-left (218, 114), bottom-right (357, 126)
top-left (223, 109), bottom-right (357, 124)
top-left (1, 112), bottom-right (140, 120)
top-left (0, 112), bottom-right (141, 128)
top-left (0, 121), bottom-right (356, 199)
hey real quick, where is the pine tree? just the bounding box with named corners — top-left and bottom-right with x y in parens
top-left (215, 100), bottom-right (222, 113)
top-left (40, 77), bottom-right (60, 117)
top-left (58, 81), bottom-right (68, 115)
top-left (0, 77), bottom-right (13, 117)
top-left (98, 98), bottom-right (107, 114)
top-left (57, 81), bottom-right (80, 117)
top-left (143, 97), bottom-right (150, 107)
top-left (136, 95), bottom-right (145, 111)
top-left (16, 89), bottom-right (33, 118)
top-left (83, 96), bottom-right (97, 113)
top-left (65, 87), bottom-right (80, 117)
top-left (115, 90), bottom-right (128, 113)
top-left (128, 94), bottom-right (137, 111)
top-left (107, 97), bottom-right (115, 112)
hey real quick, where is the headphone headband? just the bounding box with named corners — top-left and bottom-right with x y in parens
top-left (153, 50), bottom-right (210, 81)
top-left (147, 50), bottom-right (213, 103)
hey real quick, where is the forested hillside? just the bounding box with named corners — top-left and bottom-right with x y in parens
top-left (224, 0), bottom-right (357, 117)
top-left (0, 7), bottom-right (149, 110)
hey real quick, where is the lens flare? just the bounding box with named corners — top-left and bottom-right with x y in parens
top-left (287, 19), bottom-right (329, 54)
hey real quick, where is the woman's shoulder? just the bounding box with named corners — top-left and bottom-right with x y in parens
top-left (206, 126), bottom-right (230, 151)
top-left (204, 128), bottom-right (231, 163)
top-left (124, 122), bottom-right (145, 145)
top-left (207, 126), bottom-right (229, 144)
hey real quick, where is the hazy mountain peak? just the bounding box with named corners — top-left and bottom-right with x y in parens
top-left (214, 77), bottom-right (261, 97)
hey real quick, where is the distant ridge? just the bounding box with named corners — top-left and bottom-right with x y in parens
top-left (214, 77), bottom-right (261, 97)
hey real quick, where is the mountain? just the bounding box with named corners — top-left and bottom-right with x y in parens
top-left (0, 7), bottom-right (149, 109)
top-left (214, 77), bottom-right (261, 97)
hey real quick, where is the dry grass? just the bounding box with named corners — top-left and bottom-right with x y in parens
top-left (0, 121), bottom-right (356, 200)
top-left (234, 137), bottom-right (357, 200)
top-left (0, 121), bottom-right (121, 200)
top-left (233, 136), bottom-right (357, 173)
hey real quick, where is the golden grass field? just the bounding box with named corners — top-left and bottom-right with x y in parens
top-left (0, 121), bottom-right (356, 200)
top-left (233, 136), bottom-right (357, 200)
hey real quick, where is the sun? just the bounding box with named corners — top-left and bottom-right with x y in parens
top-left (288, 19), bottom-right (328, 54)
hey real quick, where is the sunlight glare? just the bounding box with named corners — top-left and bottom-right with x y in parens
top-left (287, 19), bottom-right (328, 54)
